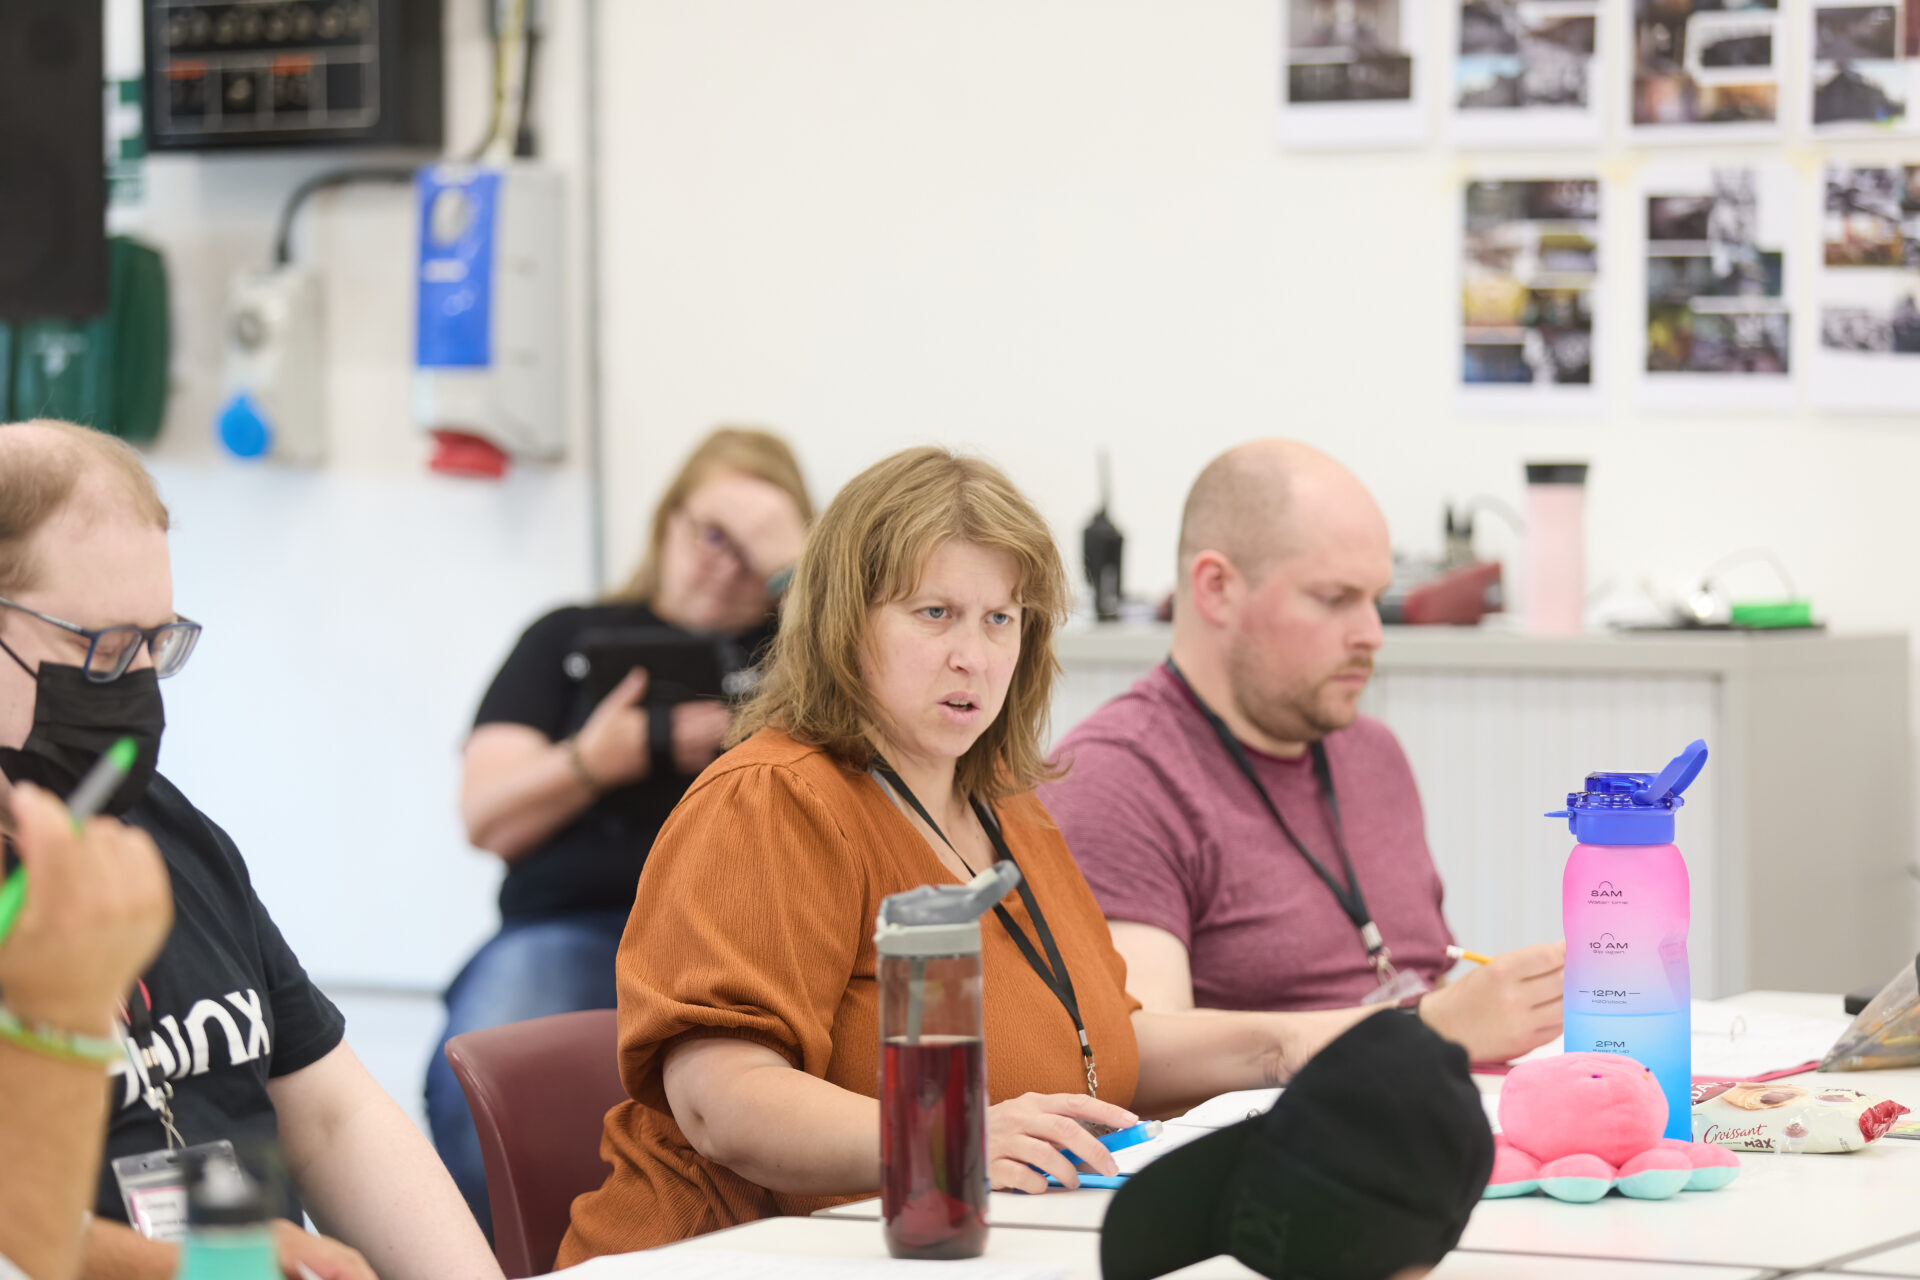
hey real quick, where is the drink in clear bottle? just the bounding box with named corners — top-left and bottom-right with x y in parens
top-left (173, 1151), bottom-right (279, 1280)
top-left (874, 862), bottom-right (1022, 1260)
top-left (1548, 740), bottom-right (1707, 1141)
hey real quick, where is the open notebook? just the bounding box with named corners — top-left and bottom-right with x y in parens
top-left (1108, 1087), bottom-right (1503, 1174)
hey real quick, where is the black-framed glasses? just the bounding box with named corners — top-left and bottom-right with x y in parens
top-left (0, 595), bottom-right (202, 683)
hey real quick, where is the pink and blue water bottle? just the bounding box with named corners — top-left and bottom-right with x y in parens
top-left (1549, 740), bottom-right (1708, 1140)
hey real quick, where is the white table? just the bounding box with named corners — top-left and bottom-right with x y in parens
top-left (565, 992), bottom-right (1920, 1279)
top-left (805, 993), bottom-right (1920, 1276)
top-left (1832, 1237), bottom-right (1920, 1275)
top-left (623, 1216), bottom-right (1777, 1280)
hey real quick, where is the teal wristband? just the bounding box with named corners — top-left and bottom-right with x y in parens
top-left (0, 1003), bottom-right (122, 1065)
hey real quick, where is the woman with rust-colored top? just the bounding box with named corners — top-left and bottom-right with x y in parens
top-left (559, 448), bottom-right (1378, 1263)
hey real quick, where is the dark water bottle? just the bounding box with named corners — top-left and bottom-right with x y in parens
top-left (874, 863), bottom-right (1022, 1260)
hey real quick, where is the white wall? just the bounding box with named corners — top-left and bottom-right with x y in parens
top-left (593, 1), bottom-right (1918, 659)
top-left (94, 0), bottom-right (1920, 991)
top-left (107, 0), bottom-right (597, 989)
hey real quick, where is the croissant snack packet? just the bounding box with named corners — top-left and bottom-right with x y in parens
top-left (1692, 1080), bottom-right (1909, 1153)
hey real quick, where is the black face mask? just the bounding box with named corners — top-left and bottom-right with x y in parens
top-left (0, 647), bottom-right (165, 817)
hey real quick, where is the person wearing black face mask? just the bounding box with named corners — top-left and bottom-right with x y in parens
top-left (0, 625), bottom-right (173, 817)
top-left (0, 420), bottom-right (502, 1280)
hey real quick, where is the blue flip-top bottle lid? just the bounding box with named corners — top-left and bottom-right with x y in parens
top-left (1546, 739), bottom-right (1708, 846)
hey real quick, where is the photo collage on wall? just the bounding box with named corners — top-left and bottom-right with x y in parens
top-left (1461, 180), bottom-right (1602, 398)
top-left (1633, 0), bottom-right (1784, 139)
top-left (1811, 163), bottom-right (1920, 406)
top-left (1812, 0), bottom-right (1920, 132)
top-left (1279, 0), bottom-right (1428, 144)
top-left (1454, 1), bottom-right (1603, 144)
top-left (1641, 164), bottom-right (1796, 407)
top-left (1268, 2), bottom-right (1920, 414)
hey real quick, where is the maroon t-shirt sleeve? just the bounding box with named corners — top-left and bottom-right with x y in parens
top-left (1040, 736), bottom-right (1198, 948)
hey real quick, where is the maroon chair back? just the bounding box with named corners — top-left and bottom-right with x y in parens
top-left (445, 1008), bottom-right (625, 1278)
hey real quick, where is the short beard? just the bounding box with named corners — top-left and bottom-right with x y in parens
top-left (1225, 631), bottom-right (1368, 746)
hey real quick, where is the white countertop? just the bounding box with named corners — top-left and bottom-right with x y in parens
top-left (1055, 621), bottom-right (1907, 675)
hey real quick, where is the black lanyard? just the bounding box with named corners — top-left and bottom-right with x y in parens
top-left (119, 980), bottom-right (184, 1148)
top-left (871, 760), bottom-right (1099, 1097)
top-left (1163, 659), bottom-right (1395, 975)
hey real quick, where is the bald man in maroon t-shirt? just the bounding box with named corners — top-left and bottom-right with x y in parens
top-left (1041, 441), bottom-right (1564, 1065)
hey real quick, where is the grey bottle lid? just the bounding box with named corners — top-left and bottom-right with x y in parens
top-left (874, 862), bottom-right (1023, 958)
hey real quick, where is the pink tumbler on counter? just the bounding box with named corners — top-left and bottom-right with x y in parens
top-left (1524, 462), bottom-right (1588, 635)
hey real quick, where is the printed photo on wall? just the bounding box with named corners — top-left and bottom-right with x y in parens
top-left (1639, 163), bottom-right (1796, 409)
top-left (1810, 163), bottom-right (1920, 409)
top-left (1280, 0), bottom-right (1429, 145)
top-left (1632, 0), bottom-right (1783, 142)
top-left (1810, 1), bottom-right (1920, 134)
top-left (1453, 1), bottom-right (1603, 144)
top-left (1461, 178), bottom-right (1602, 403)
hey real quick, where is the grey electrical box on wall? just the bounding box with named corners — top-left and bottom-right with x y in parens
top-left (143, 0), bottom-right (443, 150)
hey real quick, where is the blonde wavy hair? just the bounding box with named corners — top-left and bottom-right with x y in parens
top-left (731, 447), bottom-right (1069, 800)
top-left (607, 426), bottom-right (813, 604)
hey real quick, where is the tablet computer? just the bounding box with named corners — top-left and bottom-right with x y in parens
top-left (575, 626), bottom-right (733, 708)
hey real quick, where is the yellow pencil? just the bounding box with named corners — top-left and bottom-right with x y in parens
top-left (1446, 944), bottom-right (1494, 965)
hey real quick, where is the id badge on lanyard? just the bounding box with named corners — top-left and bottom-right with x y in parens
top-left (112, 986), bottom-right (232, 1242)
top-left (111, 1140), bottom-right (242, 1242)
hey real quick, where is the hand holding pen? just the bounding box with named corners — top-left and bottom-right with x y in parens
top-left (0, 745), bottom-right (171, 1035)
top-left (1421, 940), bottom-right (1566, 1065)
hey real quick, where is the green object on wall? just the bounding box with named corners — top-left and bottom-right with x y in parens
top-left (2, 237), bottom-right (170, 442)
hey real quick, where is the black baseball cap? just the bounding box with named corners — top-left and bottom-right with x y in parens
top-left (1101, 1011), bottom-right (1493, 1280)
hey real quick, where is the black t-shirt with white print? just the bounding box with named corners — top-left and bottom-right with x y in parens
top-left (96, 773), bottom-right (345, 1223)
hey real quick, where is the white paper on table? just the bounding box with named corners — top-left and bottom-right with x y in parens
top-left (1120, 1093), bottom-right (1506, 1170)
top-left (1689, 1002), bottom-right (1851, 1079)
top-left (1507, 1001), bottom-right (1850, 1080)
top-left (557, 1250), bottom-right (1065, 1280)
top-left (1170, 1088), bottom-right (1282, 1128)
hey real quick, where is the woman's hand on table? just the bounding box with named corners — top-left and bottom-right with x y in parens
top-left (987, 1092), bottom-right (1138, 1194)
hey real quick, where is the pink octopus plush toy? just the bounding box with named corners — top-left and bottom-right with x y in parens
top-left (1486, 1053), bottom-right (1741, 1202)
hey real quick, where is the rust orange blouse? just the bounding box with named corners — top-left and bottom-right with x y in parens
top-left (557, 728), bottom-right (1141, 1262)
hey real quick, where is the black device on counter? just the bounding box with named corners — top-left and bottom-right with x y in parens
top-left (1082, 452), bottom-right (1124, 622)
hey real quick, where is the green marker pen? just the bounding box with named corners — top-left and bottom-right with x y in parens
top-left (0, 738), bottom-right (140, 947)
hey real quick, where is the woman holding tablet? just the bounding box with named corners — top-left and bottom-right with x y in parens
top-left (425, 427), bottom-right (812, 1234)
